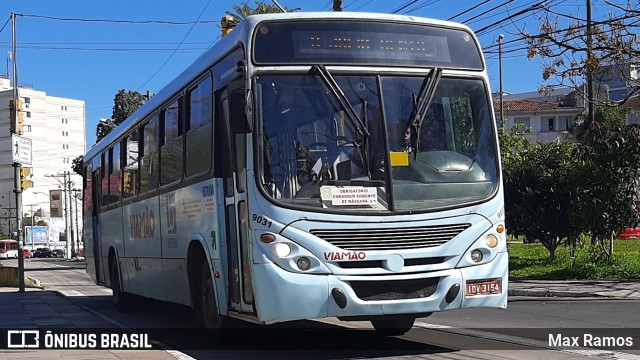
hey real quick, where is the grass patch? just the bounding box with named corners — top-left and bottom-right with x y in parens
top-left (508, 239), bottom-right (640, 280)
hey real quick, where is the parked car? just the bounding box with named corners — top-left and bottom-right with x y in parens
top-left (619, 227), bottom-right (640, 239)
top-left (51, 249), bottom-right (66, 258)
top-left (33, 247), bottom-right (52, 258)
top-left (22, 249), bottom-right (32, 258)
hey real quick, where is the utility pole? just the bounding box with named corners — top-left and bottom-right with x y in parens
top-left (64, 171), bottom-right (71, 258)
top-left (73, 190), bottom-right (80, 254)
top-left (11, 12), bottom-right (25, 293)
top-left (586, 0), bottom-right (594, 128)
top-left (498, 34), bottom-right (505, 128)
top-left (67, 171), bottom-right (75, 257)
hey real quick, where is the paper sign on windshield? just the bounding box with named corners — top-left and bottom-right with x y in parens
top-left (330, 187), bottom-right (378, 206)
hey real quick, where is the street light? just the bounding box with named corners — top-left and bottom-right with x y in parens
top-left (498, 33), bottom-right (505, 128)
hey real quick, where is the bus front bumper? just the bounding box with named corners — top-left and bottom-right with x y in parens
top-left (252, 251), bottom-right (508, 325)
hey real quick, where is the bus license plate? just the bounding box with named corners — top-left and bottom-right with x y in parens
top-left (466, 278), bottom-right (502, 296)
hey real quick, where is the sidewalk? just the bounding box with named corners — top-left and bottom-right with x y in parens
top-left (509, 278), bottom-right (640, 299)
top-left (0, 287), bottom-right (179, 360)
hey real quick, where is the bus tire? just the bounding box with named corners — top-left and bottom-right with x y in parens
top-left (371, 317), bottom-right (416, 336)
top-left (110, 259), bottom-right (134, 312)
top-left (197, 264), bottom-right (223, 342)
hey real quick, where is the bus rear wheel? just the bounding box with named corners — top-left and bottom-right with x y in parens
top-left (197, 264), bottom-right (223, 341)
top-left (110, 260), bottom-right (133, 312)
top-left (371, 317), bottom-right (416, 336)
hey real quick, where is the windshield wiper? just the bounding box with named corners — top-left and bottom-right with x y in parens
top-left (408, 67), bottom-right (442, 155)
top-left (310, 65), bottom-right (370, 138)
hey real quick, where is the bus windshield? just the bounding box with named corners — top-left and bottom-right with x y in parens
top-left (256, 72), bottom-right (498, 213)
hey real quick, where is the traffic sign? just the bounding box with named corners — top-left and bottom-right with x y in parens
top-left (12, 134), bottom-right (32, 165)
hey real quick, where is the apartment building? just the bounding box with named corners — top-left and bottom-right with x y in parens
top-left (0, 76), bottom-right (85, 245)
top-left (495, 99), bottom-right (584, 143)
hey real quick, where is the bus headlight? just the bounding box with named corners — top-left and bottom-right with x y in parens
top-left (274, 243), bottom-right (291, 258)
top-left (255, 232), bottom-right (331, 274)
top-left (486, 234), bottom-right (499, 248)
top-left (470, 249), bottom-right (483, 263)
top-left (296, 257), bottom-right (312, 271)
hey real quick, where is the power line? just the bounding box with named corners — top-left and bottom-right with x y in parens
top-left (135, 0), bottom-right (213, 92)
top-left (14, 46), bottom-right (207, 53)
top-left (462, 0), bottom-right (516, 24)
top-left (391, 0), bottom-right (420, 14)
top-left (352, 0), bottom-right (375, 11)
top-left (448, 0), bottom-right (492, 21)
top-left (0, 16), bottom-right (11, 36)
top-left (475, 1), bottom-right (547, 35)
top-left (15, 13), bottom-right (216, 25)
top-left (402, 0), bottom-right (443, 15)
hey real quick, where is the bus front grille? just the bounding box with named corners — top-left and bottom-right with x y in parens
top-left (349, 278), bottom-right (439, 301)
top-left (310, 224), bottom-right (471, 251)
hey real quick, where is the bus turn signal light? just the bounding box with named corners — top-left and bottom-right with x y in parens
top-left (260, 233), bottom-right (276, 243)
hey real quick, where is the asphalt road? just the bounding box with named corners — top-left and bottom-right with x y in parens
top-left (4, 258), bottom-right (639, 360)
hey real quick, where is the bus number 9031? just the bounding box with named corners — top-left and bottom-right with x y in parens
top-left (251, 214), bottom-right (272, 228)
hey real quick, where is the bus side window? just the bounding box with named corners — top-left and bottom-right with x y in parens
top-left (140, 115), bottom-right (160, 193)
top-left (186, 75), bottom-right (213, 177)
top-left (160, 98), bottom-right (184, 185)
top-left (84, 161), bottom-right (93, 216)
top-left (110, 143), bottom-right (122, 204)
top-left (101, 152), bottom-right (110, 206)
top-left (122, 128), bottom-right (140, 199)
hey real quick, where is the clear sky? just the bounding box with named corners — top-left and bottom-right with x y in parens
top-left (0, 0), bottom-right (601, 147)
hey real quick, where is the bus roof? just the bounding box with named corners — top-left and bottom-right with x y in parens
top-left (84, 12), bottom-right (478, 162)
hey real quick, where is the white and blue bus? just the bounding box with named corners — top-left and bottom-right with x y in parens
top-left (82, 12), bottom-right (508, 337)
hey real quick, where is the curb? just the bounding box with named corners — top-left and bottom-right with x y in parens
top-left (508, 289), bottom-right (612, 298)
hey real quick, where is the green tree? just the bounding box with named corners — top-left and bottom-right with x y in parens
top-left (226, 1), bottom-right (299, 20)
top-left (572, 108), bottom-right (640, 261)
top-left (74, 90), bottom-right (146, 176)
top-left (71, 155), bottom-right (83, 176)
top-left (503, 139), bottom-right (575, 260)
top-left (96, 89), bottom-right (146, 143)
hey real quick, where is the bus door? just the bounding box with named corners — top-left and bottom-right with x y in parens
top-left (91, 168), bottom-right (103, 284)
top-left (218, 85), bottom-right (253, 314)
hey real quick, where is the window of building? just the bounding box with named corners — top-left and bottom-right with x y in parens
top-left (24, 125), bottom-right (31, 132)
top-left (557, 116), bottom-right (575, 131)
top-left (26, 112), bottom-right (31, 118)
top-left (542, 117), bottom-right (555, 132)
top-left (513, 117), bottom-right (530, 131)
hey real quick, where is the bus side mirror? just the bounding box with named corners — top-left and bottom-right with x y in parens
top-left (230, 89), bottom-right (252, 133)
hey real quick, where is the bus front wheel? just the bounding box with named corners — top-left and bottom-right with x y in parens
top-left (371, 317), bottom-right (416, 336)
top-left (197, 264), bottom-right (223, 341)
